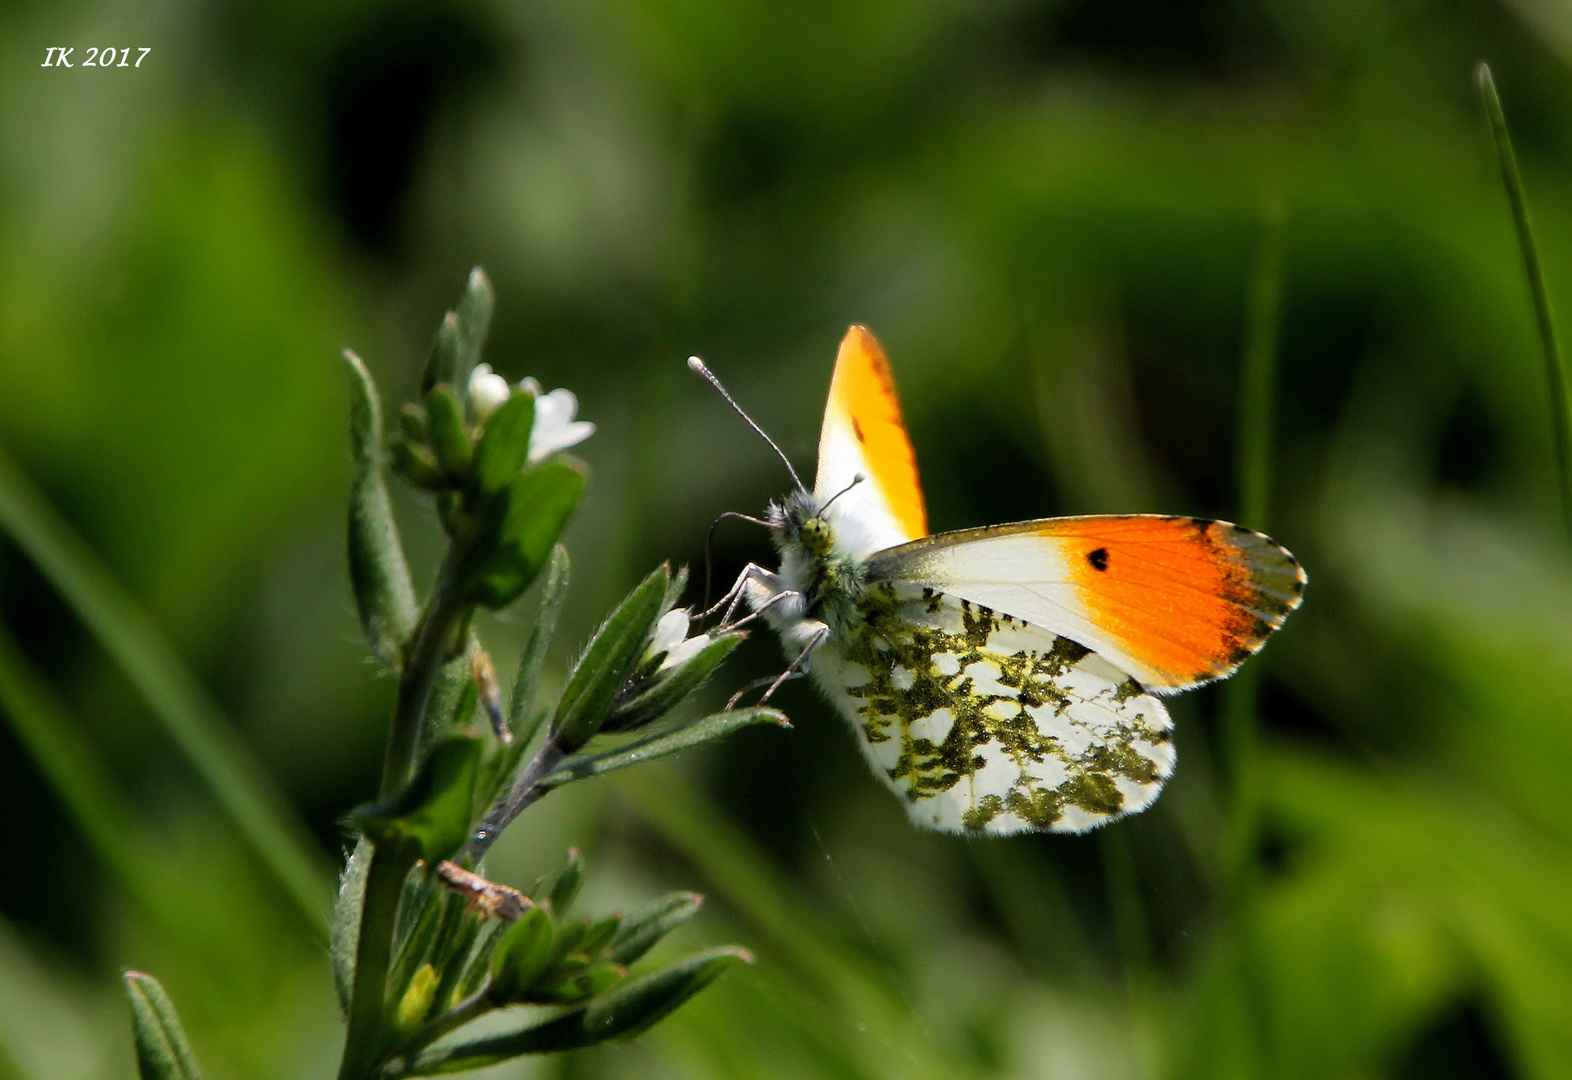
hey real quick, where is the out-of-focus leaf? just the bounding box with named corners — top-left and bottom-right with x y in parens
top-left (609, 891), bottom-right (704, 967)
top-left (509, 544), bottom-right (569, 737)
top-left (0, 448), bottom-right (331, 937)
top-left (453, 268), bottom-right (494, 386)
top-left (549, 566), bottom-right (667, 751)
top-left (544, 707), bottom-right (787, 789)
top-left (547, 849), bottom-right (585, 914)
top-left (350, 737), bottom-right (481, 867)
top-left (344, 351), bottom-right (419, 672)
top-left (464, 464), bottom-right (586, 611)
top-left (124, 972), bottom-right (201, 1080)
top-left (420, 313), bottom-right (462, 398)
top-left (490, 908), bottom-right (554, 1002)
top-left (393, 947), bottom-right (750, 1074)
top-left (469, 392), bottom-right (535, 500)
top-left (425, 385), bottom-right (471, 479)
top-left (604, 633), bottom-right (748, 732)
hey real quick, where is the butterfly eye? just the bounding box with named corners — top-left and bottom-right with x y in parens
top-left (799, 517), bottom-right (832, 554)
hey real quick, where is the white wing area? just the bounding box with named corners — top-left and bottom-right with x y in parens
top-left (816, 418), bottom-right (919, 557)
top-left (863, 531), bottom-right (1174, 688)
top-left (809, 582), bottom-right (1174, 834)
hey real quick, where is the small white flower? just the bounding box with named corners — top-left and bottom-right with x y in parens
top-left (468, 363), bottom-right (512, 422)
top-left (644, 609), bottom-right (712, 672)
top-left (659, 633), bottom-right (712, 672)
top-left (524, 384), bottom-right (596, 462)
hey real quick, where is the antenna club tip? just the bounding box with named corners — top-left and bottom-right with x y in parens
top-left (687, 356), bottom-right (708, 374)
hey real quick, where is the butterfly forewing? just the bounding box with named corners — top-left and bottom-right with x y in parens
top-left (816, 326), bottom-right (928, 556)
top-left (864, 515), bottom-right (1306, 692)
top-left (810, 582), bottom-right (1175, 834)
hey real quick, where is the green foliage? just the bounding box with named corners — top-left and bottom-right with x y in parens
top-left (124, 972), bottom-right (202, 1080)
top-left (549, 567), bottom-right (670, 752)
top-left (350, 737), bottom-right (482, 869)
top-left (461, 461), bottom-right (586, 610)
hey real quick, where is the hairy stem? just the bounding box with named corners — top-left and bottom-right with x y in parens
top-left (381, 556), bottom-right (470, 799)
top-left (468, 738), bottom-right (565, 860)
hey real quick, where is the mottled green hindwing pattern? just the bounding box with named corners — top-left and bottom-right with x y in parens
top-left (809, 582), bottom-right (1175, 833)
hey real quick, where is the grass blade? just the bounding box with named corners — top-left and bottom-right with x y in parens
top-left (1478, 61), bottom-right (1572, 537)
top-left (0, 446), bottom-right (331, 938)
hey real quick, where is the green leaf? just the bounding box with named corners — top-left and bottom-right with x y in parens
top-left (420, 312), bottom-right (462, 397)
top-left (350, 737), bottom-right (482, 867)
top-left (579, 914), bottom-right (622, 958)
top-left (392, 947), bottom-right (750, 1073)
top-left (490, 907), bottom-right (554, 1002)
top-left (604, 633), bottom-right (747, 733)
top-left (469, 392), bottom-right (535, 499)
top-left (543, 708), bottom-right (788, 790)
top-left (550, 566), bottom-right (669, 752)
top-left (426, 385), bottom-right (472, 479)
top-left (535, 961), bottom-right (624, 1006)
top-left (510, 544), bottom-right (569, 737)
top-left (547, 849), bottom-right (585, 914)
top-left (608, 891), bottom-right (703, 967)
top-left (391, 439), bottom-right (446, 491)
top-left (454, 267), bottom-right (495, 385)
top-left (464, 464), bottom-right (586, 611)
top-left (331, 838), bottom-right (372, 1018)
top-left (345, 351), bottom-right (420, 672)
top-left (124, 971), bottom-right (201, 1080)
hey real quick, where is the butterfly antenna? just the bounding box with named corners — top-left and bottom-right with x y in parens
top-left (688, 356), bottom-right (806, 491)
top-left (703, 510), bottom-right (773, 611)
top-left (819, 473), bottom-right (865, 513)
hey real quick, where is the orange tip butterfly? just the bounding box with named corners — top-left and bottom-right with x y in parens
top-left (693, 326), bottom-right (1305, 834)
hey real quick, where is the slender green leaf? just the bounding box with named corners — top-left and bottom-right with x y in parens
top-left (454, 267), bottom-right (494, 384)
top-left (604, 633), bottom-right (747, 732)
top-left (490, 908), bottom-right (554, 1002)
top-left (510, 544), bottom-right (569, 735)
top-left (0, 447), bottom-right (330, 938)
top-left (390, 440), bottom-right (446, 491)
top-left (392, 947), bottom-right (750, 1074)
top-left (345, 351), bottom-right (420, 672)
top-left (332, 839), bottom-right (372, 1018)
top-left (544, 707), bottom-right (787, 789)
top-left (469, 391), bottom-right (534, 499)
top-left (549, 567), bottom-right (668, 751)
top-left (608, 891), bottom-right (703, 967)
top-left (547, 849), bottom-right (585, 914)
top-left (420, 312), bottom-right (462, 397)
top-left (425, 385), bottom-right (472, 479)
top-left (124, 972), bottom-right (201, 1080)
top-left (1478, 62), bottom-right (1572, 538)
top-left (465, 464), bottom-right (586, 611)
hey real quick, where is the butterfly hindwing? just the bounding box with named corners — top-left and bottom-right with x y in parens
top-left (815, 326), bottom-right (928, 557)
top-left (864, 515), bottom-right (1305, 692)
top-left (809, 581), bottom-right (1175, 834)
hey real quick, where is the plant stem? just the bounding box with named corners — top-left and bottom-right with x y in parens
top-left (381, 570), bottom-right (469, 799)
top-left (468, 737), bottom-right (565, 860)
top-left (338, 845), bottom-right (414, 1080)
top-left (1478, 61), bottom-right (1572, 537)
top-left (391, 982), bottom-right (496, 1062)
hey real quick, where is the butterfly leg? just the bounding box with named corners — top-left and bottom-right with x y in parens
top-left (719, 586), bottom-right (803, 632)
top-left (726, 621), bottom-right (829, 708)
top-left (701, 562), bottom-right (781, 625)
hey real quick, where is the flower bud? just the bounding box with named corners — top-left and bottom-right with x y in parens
top-left (468, 363), bottom-right (512, 422)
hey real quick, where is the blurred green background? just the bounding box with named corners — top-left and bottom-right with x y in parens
top-left (4, 0), bottom-right (1572, 1077)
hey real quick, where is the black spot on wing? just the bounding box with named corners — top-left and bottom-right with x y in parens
top-left (1087, 547), bottom-right (1109, 571)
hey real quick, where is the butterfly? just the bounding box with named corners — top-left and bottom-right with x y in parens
top-left (695, 326), bottom-right (1305, 835)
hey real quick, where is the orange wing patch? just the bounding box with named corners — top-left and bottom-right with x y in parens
top-left (819, 325), bottom-right (927, 540)
top-left (1051, 516), bottom-right (1304, 687)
